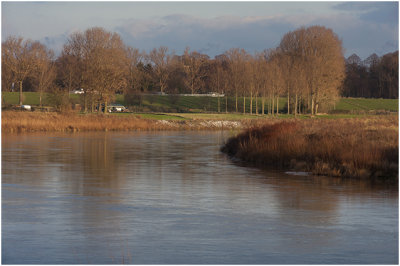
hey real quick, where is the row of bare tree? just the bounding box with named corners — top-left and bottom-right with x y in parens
top-left (3, 25), bottom-right (347, 114)
top-left (2, 37), bottom-right (55, 107)
top-left (342, 52), bottom-right (398, 99)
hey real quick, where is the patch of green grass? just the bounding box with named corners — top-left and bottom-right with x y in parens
top-left (336, 98), bottom-right (398, 111)
top-left (2, 92), bottom-right (82, 106)
top-left (3, 92), bottom-right (398, 114)
top-left (314, 114), bottom-right (367, 119)
top-left (134, 113), bottom-right (188, 120)
top-left (168, 113), bottom-right (262, 120)
top-left (101, 112), bottom-right (187, 120)
top-left (2, 92), bottom-right (44, 105)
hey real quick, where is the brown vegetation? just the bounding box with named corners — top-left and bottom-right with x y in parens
top-left (221, 116), bottom-right (398, 181)
top-left (1, 111), bottom-right (249, 133)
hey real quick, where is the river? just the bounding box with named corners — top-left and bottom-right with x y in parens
top-left (2, 131), bottom-right (398, 264)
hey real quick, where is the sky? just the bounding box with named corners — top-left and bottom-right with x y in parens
top-left (1, 1), bottom-right (398, 59)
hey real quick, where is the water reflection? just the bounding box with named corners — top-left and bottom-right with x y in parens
top-left (2, 132), bottom-right (398, 264)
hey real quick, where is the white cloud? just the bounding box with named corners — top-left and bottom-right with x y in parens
top-left (114, 12), bottom-right (397, 58)
top-left (3, 2), bottom-right (397, 59)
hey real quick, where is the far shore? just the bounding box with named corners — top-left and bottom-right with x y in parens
top-left (2, 111), bottom-right (258, 133)
top-left (2, 110), bottom-right (398, 134)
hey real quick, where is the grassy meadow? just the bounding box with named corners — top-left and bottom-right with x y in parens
top-left (2, 92), bottom-right (398, 114)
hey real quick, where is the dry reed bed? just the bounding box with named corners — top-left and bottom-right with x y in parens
top-left (221, 116), bottom-right (398, 180)
top-left (1, 111), bottom-right (249, 133)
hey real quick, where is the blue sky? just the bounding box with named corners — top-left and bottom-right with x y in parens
top-left (2, 1), bottom-right (398, 59)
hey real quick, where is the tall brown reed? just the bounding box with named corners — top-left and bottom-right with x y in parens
top-left (1, 111), bottom-right (249, 132)
top-left (2, 111), bottom-right (161, 132)
top-left (222, 116), bottom-right (398, 180)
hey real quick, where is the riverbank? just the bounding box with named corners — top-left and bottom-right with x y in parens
top-left (221, 116), bottom-right (398, 181)
top-left (2, 111), bottom-right (255, 133)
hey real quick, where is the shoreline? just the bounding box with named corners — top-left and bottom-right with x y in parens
top-left (2, 111), bottom-right (254, 133)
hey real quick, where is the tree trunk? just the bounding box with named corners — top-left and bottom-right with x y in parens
top-left (287, 90), bottom-right (290, 115)
top-left (298, 96), bottom-right (301, 114)
top-left (104, 100), bottom-right (108, 114)
top-left (98, 100), bottom-right (102, 114)
top-left (268, 97), bottom-right (271, 115)
top-left (262, 96), bottom-right (265, 115)
top-left (19, 81), bottom-right (23, 106)
top-left (160, 78), bottom-right (164, 93)
top-left (217, 97), bottom-right (220, 113)
top-left (84, 93), bottom-right (88, 113)
top-left (235, 91), bottom-right (238, 112)
top-left (295, 93), bottom-right (298, 117)
top-left (276, 96), bottom-right (279, 115)
top-left (39, 89), bottom-right (43, 107)
top-left (243, 96), bottom-right (246, 115)
top-left (255, 94), bottom-right (258, 115)
top-left (225, 96), bottom-right (228, 113)
top-left (271, 96), bottom-right (274, 116)
top-left (91, 100), bottom-right (95, 113)
top-left (311, 97), bottom-right (315, 116)
top-left (250, 92), bottom-right (253, 115)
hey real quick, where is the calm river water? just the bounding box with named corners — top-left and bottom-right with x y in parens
top-left (2, 131), bottom-right (398, 264)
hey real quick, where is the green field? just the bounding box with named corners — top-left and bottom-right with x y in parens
top-left (335, 98), bottom-right (398, 112)
top-left (2, 92), bottom-right (398, 114)
top-left (112, 112), bottom-right (188, 120)
top-left (1, 92), bottom-right (82, 106)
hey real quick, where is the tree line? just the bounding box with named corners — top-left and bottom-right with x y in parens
top-left (342, 52), bottom-right (398, 99)
top-left (3, 25), bottom-right (392, 115)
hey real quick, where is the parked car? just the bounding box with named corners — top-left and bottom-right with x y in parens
top-left (71, 88), bottom-right (84, 94)
top-left (107, 103), bottom-right (126, 113)
top-left (21, 105), bottom-right (31, 111)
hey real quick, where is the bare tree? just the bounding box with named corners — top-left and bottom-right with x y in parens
top-left (225, 48), bottom-right (247, 113)
top-left (31, 42), bottom-right (56, 106)
top-left (264, 49), bottom-right (284, 115)
top-left (279, 32), bottom-right (307, 116)
top-left (63, 27), bottom-right (127, 113)
top-left (1, 55), bottom-right (14, 92)
top-left (2, 36), bottom-right (36, 105)
top-left (209, 57), bottom-right (229, 113)
top-left (124, 47), bottom-right (147, 106)
top-left (245, 55), bottom-right (257, 115)
top-left (257, 51), bottom-right (270, 115)
top-left (182, 48), bottom-right (209, 95)
top-left (378, 51), bottom-right (398, 98)
top-left (253, 53), bottom-right (265, 115)
top-left (302, 26), bottom-right (345, 114)
top-left (56, 52), bottom-right (81, 94)
top-left (149, 46), bottom-right (172, 94)
top-left (125, 47), bottom-right (143, 93)
top-left (279, 26), bottom-right (345, 115)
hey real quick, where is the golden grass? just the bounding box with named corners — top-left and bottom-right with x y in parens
top-left (1, 111), bottom-right (253, 133)
top-left (2, 111), bottom-right (158, 132)
top-left (221, 115), bottom-right (398, 180)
